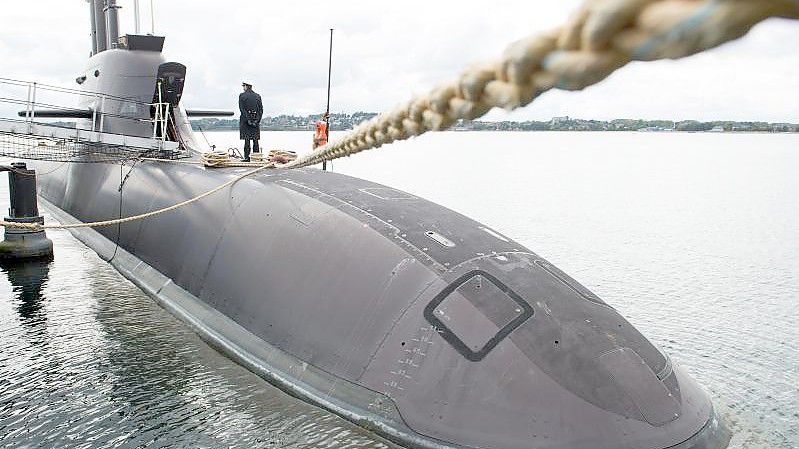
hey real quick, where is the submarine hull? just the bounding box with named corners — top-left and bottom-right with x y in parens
top-left (20, 42), bottom-right (731, 448)
top-left (33, 158), bottom-right (730, 449)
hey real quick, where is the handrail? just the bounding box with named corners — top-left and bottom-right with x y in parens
top-left (0, 77), bottom-right (154, 107)
top-left (0, 77), bottom-right (171, 137)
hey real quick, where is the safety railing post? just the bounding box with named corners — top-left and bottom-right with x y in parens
top-left (25, 83), bottom-right (32, 122)
top-left (25, 82), bottom-right (34, 134)
top-left (98, 95), bottom-right (106, 135)
top-left (151, 102), bottom-right (158, 139)
top-left (163, 103), bottom-right (169, 144)
top-left (91, 94), bottom-right (98, 133)
top-left (158, 106), bottom-right (164, 151)
top-left (30, 83), bottom-right (37, 122)
top-left (28, 83), bottom-right (36, 134)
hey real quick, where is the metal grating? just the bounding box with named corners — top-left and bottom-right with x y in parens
top-left (0, 77), bottom-right (186, 163)
top-left (0, 129), bottom-right (182, 163)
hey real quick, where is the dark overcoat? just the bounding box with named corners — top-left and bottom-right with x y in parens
top-left (239, 89), bottom-right (263, 140)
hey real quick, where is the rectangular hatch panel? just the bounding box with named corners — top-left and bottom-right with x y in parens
top-left (424, 271), bottom-right (533, 361)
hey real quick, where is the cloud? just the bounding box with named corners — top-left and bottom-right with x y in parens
top-left (0, 1), bottom-right (796, 122)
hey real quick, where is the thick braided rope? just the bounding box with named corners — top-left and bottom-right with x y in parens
top-left (284, 0), bottom-right (799, 169)
top-left (0, 164), bottom-right (272, 231)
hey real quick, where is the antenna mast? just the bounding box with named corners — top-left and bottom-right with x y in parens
top-left (325, 29), bottom-right (333, 120)
top-left (323, 28), bottom-right (333, 171)
top-left (151, 0), bottom-right (156, 35)
top-left (134, 0), bottom-right (141, 34)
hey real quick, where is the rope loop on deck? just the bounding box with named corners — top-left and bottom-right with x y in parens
top-left (283, 0), bottom-right (799, 168)
top-left (201, 150), bottom-right (233, 167)
top-left (200, 150), bottom-right (274, 168)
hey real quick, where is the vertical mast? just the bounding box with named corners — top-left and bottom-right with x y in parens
top-left (134, 0), bottom-right (141, 34)
top-left (105, 0), bottom-right (121, 49)
top-left (88, 0), bottom-right (98, 55)
top-left (92, 0), bottom-right (108, 54)
top-left (325, 29), bottom-right (333, 119)
top-left (323, 28), bottom-right (333, 171)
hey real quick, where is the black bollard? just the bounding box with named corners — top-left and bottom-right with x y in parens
top-left (0, 162), bottom-right (54, 260)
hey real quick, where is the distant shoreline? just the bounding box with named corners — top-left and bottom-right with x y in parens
top-left (200, 129), bottom-right (798, 134)
top-left (191, 114), bottom-right (799, 134)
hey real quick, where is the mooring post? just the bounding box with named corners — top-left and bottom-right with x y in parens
top-left (0, 163), bottom-right (54, 260)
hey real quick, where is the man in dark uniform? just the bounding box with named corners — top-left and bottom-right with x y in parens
top-left (239, 82), bottom-right (263, 162)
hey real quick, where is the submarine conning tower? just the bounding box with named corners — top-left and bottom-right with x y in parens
top-left (78, 0), bottom-right (204, 150)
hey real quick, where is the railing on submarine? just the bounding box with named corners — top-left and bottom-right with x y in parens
top-left (0, 77), bottom-right (180, 162)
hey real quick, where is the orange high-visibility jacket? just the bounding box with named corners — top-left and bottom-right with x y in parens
top-left (313, 120), bottom-right (328, 149)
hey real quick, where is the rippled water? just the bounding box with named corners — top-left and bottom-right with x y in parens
top-left (2, 131), bottom-right (798, 448)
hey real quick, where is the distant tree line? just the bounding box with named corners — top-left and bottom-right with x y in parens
top-left (191, 114), bottom-right (798, 133)
top-left (460, 118), bottom-right (798, 132)
top-left (191, 112), bottom-right (378, 132)
top-left (35, 116), bottom-right (799, 134)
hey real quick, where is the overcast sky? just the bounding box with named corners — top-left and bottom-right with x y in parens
top-left (1, 0), bottom-right (797, 122)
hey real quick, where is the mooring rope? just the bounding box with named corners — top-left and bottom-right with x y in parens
top-left (0, 164), bottom-right (272, 231)
top-left (2, 0), bottom-right (797, 231)
top-left (282, 0), bottom-right (799, 168)
top-left (0, 153), bottom-right (273, 230)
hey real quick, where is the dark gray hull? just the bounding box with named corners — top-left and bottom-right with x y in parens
top-left (32, 158), bottom-right (730, 449)
top-left (20, 37), bottom-right (731, 448)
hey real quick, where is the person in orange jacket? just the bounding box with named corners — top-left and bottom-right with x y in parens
top-left (313, 112), bottom-right (329, 149)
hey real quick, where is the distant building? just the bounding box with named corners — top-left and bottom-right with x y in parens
top-left (550, 116), bottom-right (569, 126)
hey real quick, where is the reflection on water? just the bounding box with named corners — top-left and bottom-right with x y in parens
top-left (2, 132), bottom-right (798, 449)
top-left (1, 260), bottom-right (50, 323)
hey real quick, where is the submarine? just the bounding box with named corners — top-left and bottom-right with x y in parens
top-left (11, 1), bottom-right (731, 448)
